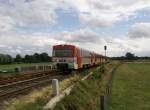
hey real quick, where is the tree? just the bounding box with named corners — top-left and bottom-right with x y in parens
top-left (24, 55), bottom-right (32, 63)
top-left (14, 54), bottom-right (22, 63)
top-left (33, 53), bottom-right (40, 63)
top-left (40, 53), bottom-right (50, 62)
top-left (0, 54), bottom-right (13, 64)
top-left (0, 52), bottom-right (51, 64)
top-left (6, 54), bottom-right (13, 64)
top-left (125, 52), bottom-right (135, 60)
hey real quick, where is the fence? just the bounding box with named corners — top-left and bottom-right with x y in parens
top-left (100, 65), bottom-right (119, 110)
top-left (14, 65), bottom-right (56, 73)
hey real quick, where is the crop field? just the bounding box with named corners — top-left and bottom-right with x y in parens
top-left (110, 62), bottom-right (150, 110)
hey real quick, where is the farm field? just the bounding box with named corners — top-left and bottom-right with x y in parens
top-left (110, 62), bottom-right (150, 110)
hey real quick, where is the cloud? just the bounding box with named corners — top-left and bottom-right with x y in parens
top-left (54, 28), bottom-right (101, 43)
top-left (0, 28), bottom-right (104, 56)
top-left (0, 32), bottom-right (64, 56)
top-left (52, 28), bottom-right (150, 56)
top-left (0, 15), bottom-right (15, 32)
top-left (64, 0), bottom-right (150, 27)
top-left (0, 28), bottom-right (150, 57)
top-left (0, 0), bottom-right (150, 32)
top-left (0, 0), bottom-right (150, 57)
top-left (104, 36), bottom-right (150, 56)
top-left (128, 22), bottom-right (150, 38)
top-left (0, 0), bottom-right (65, 31)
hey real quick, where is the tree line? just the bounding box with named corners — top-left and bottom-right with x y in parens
top-left (0, 53), bottom-right (52, 64)
top-left (0, 52), bottom-right (149, 64)
top-left (111, 52), bottom-right (150, 60)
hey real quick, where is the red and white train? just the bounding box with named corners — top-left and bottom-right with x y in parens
top-left (52, 44), bottom-right (107, 71)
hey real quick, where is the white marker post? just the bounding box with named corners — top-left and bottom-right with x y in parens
top-left (52, 79), bottom-right (59, 96)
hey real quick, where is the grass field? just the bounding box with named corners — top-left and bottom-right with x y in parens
top-left (110, 62), bottom-right (150, 110)
top-left (0, 62), bottom-right (52, 70)
top-left (0, 62), bottom-right (52, 77)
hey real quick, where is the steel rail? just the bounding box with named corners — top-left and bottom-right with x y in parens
top-left (0, 72), bottom-right (61, 88)
top-left (0, 73), bottom-right (69, 102)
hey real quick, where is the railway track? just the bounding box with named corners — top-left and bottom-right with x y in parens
top-left (0, 70), bottom-right (57, 85)
top-left (0, 71), bottom-right (69, 104)
top-left (0, 66), bottom-right (99, 107)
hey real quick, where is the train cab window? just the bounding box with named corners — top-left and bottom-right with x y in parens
top-left (53, 49), bottom-right (73, 57)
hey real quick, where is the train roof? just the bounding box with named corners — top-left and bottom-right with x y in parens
top-left (53, 44), bottom-right (75, 48)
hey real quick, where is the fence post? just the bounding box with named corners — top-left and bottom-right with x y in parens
top-left (52, 79), bottom-right (59, 96)
top-left (35, 65), bottom-right (39, 71)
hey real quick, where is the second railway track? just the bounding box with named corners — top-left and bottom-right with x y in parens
top-left (0, 71), bottom-right (69, 103)
top-left (0, 66), bottom-right (98, 107)
top-left (0, 70), bottom-right (57, 85)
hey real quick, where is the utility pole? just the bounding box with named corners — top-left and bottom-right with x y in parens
top-left (104, 45), bottom-right (107, 62)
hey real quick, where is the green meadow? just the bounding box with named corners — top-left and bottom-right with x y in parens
top-left (110, 62), bottom-right (150, 110)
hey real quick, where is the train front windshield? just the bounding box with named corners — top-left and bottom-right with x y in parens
top-left (53, 49), bottom-right (73, 57)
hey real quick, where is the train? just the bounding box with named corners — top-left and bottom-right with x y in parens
top-left (52, 44), bottom-right (107, 71)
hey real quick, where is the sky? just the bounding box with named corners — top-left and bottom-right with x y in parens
top-left (0, 0), bottom-right (150, 57)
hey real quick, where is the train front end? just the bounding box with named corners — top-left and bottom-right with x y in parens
top-left (52, 45), bottom-right (78, 71)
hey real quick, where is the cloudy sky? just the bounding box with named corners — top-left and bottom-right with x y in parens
top-left (0, 0), bottom-right (150, 57)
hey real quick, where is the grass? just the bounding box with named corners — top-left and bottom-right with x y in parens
top-left (0, 62), bottom-right (52, 77)
top-left (0, 62), bottom-right (52, 70)
top-left (109, 62), bottom-right (150, 110)
top-left (54, 74), bottom-right (101, 110)
top-left (54, 62), bottom-right (119, 110)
